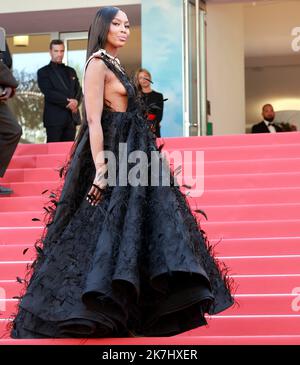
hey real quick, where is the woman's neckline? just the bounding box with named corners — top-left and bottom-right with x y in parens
top-left (98, 48), bottom-right (121, 65)
top-left (97, 48), bottom-right (126, 76)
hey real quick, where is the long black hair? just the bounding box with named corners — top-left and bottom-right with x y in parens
top-left (86, 6), bottom-right (120, 60)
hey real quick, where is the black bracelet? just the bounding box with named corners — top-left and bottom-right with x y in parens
top-left (92, 184), bottom-right (106, 193)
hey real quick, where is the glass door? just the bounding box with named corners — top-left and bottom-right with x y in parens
top-left (183, 0), bottom-right (207, 136)
top-left (59, 32), bottom-right (88, 84)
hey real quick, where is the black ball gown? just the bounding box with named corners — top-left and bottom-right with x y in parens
top-left (10, 51), bottom-right (234, 338)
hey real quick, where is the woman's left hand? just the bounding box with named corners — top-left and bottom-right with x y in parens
top-left (86, 164), bottom-right (108, 206)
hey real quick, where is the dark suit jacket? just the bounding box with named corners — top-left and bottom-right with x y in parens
top-left (1, 42), bottom-right (12, 69)
top-left (0, 42), bottom-right (18, 94)
top-left (37, 62), bottom-right (82, 127)
top-left (251, 121), bottom-right (282, 133)
top-left (142, 90), bottom-right (164, 123)
top-left (141, 90), bottom-right (164, 138)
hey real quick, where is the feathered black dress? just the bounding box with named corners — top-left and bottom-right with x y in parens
top-left (11, 52), bottom-right (234, 338)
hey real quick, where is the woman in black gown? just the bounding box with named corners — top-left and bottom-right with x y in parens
top-left (10, 7), bottom-right (234, 338)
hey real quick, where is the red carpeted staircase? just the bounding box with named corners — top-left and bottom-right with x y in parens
top-left (1, 132), bottom-right (300, 345)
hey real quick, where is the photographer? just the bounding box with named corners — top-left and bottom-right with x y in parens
top-left (0, 29), bottom-right (22, 195)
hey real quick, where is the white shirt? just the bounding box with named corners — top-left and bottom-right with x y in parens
top-left (264, 120), bottom-right (277, 133)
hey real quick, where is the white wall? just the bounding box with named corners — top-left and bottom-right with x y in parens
top-left (245, 64), bottom-right (300, 131)
top-left (244, 0), bottom-right (300, 58)
top-left (0, 0), bottom-right (141, 13)
top-left (206, 3), bottom-right (246, 135)
top-left (244, 0), bottom-right (300, 132)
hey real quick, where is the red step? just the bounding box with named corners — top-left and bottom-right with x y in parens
top-left (0, 227), bottom-right (43, 244)
top-left (0, 181), bottom-right (60, 197)
top-left (0, 320), bottom-right (13, 338)
top-left (8, 155), bottom-right (66, 169)
top-left (1, 293), bottom-right (298, 316)
top-left (159, 131), bottom-right (300, 148)
top-left (0, 262), bottom-right (31, 280)
top-left (10, 148), bottom-right (300, 172)
top-left (2, 273), bottom-right (300, 299)
top-left (0, 212), bottom-right (44, 227)
top-left (222, 256), bottom-right (300, 275)
top-left (202, 219), bottom-right (300, 239)
top-left (14, 134), bottom-right (300, 157)
top-left (15, 142), bottom-right (72, 156)
top-left (0, 220), bottom-right (299, 243)
top-left (4, 158), bottom-right (300, 184)
top-left (1, 168), bottom-right (60, 183)
top-left (1, 335), bottom-right (300, 345)
top-left (14, 140), bottom-right (300, 160)
top-left (232, 274), bottom-right (300, 294)
top-left (1, 315), bottom-right (300, 338)
top-left (3, 184), bottom-right (300, 207)
top-left (166, 143), bottom-right (300, 160)
top-left (175, 173), bottom-right (300, 190)
top-left (0, 300), bottom-right (19, 317)
top-left (173, 157), bottom-right (300, 175)
top-left (2, 188), bottom-right (300, 212)
top-left (1, 203), bottom-right (299, 227)
top-left (226, 294), bottom-right (300, 315)
top-left (0, 220), bottom-right (299, 244)
top-left (1, 202), bottom-right (300, 226)
top-left (209, 237), bottom-right (300, 256)
top-left (189, 187), bottom-right (300, 205)
top-left (199, 203), bottom-right (300, 222)
top-left (1, 274), bottom-right (296, 297)
top-left (3, 173), bottom-right (300, 193)
top-left (203, 172), bottom-right (300, 189)
top-left (0, 245), bottom-right (37, 261)
top-left (185, 316), bottom-right (300, 336)
top-left (1, 255), bottom-right (300, 280)
top-left (1, 236), bottom-right (300, 260)
top-left (0, 197), bottom-right (48, 212)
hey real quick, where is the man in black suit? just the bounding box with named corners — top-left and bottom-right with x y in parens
top-left (251, 104), bottom-right (282, 133)
top-left (38, 39), bottom-right (82, 143)
top-left (0, 33), bottom-right (22, 196)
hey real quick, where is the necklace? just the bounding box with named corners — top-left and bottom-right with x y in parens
top-left (97, 49), bottom-right (125, 75)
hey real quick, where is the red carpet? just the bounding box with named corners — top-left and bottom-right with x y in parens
top-left (1, 132), bottom-right (300, 344)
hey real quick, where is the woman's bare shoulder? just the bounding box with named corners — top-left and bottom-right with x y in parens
top-left (86, 56), bottom-right (107, 76)
top-left (83, 56), bottom-right (107, 94)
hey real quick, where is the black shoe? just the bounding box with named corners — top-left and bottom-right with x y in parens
top-left (0, 185), bottom-right (13, 195)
